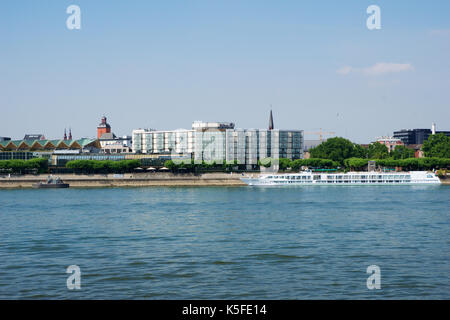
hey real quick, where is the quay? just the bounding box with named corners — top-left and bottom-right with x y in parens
top-left (0, 172), bottom-right (247, 188)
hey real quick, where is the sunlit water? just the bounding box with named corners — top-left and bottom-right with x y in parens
top-left (0, 185), bottom-right (449, 299)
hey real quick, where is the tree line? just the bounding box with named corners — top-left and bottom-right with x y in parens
top-left (164, 159), bottom-right (247, 172)
top-left (0, 158), bottom-right (48, 174)
top-left (282, 134), bottom-right (450, 171)
top-left (65, 160), bottom-right (141, 173)
top-left (309, 134), bottom-right (450, 163)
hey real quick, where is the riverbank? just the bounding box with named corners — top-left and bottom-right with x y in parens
top-left (439, 175), bottom-right (450, 185)
top-left (0, 172), bottom-right (249, 188)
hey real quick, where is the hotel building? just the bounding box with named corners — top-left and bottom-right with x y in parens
top-left (132, 120), bottom-right (304, 168)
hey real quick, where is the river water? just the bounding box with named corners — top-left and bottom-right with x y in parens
top-left (0, 185), bottom-right (449, 299)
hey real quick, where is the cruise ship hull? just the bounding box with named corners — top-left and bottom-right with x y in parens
top-left (241, 171), bottom-right (441, 186)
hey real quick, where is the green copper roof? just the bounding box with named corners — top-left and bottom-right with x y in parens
top-left (0, 141), bottom-right (11, 147)
top-left (0, 139), bottom-right (98, 150)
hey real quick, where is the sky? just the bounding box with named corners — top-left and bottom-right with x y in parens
top-left (1, 0), bottom-right (449, 143)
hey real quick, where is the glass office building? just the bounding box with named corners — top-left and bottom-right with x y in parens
top-left (133, 122), bottom-right (304, 165)
top-left (394, 128), bottom-right (450, 145)
top-left (225, 129), bottom-right (303, 166)
top-left (132, 129), bottom-right (195, 156)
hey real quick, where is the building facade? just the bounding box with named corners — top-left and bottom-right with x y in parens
top-left (99, 133), bottom-right (132, 153)
top-left (132, 121), bottom-right (304, 166)
top-left (394, 127), bottom-right (450, 145)
top-left (375, 136), bottom-right (404, 152)
top-left (97, 116), bottom-right (111, 139)
top-left (96, 116), bottom-right (132, 153)
top-left (393, 129), bottom-right (431, 145)
top-left (132, 129), bottom-right (196, 156)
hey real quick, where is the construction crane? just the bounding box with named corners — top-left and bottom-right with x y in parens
top-left (304, 128), bottom-right (336, 142)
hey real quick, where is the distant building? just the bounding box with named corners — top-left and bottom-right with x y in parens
top-left (404, 144), bottom-right (425, 158)
top-left (394, 124), bottom-right (450, 145)
top-left (97, 116), bottom-right (111, 139)
top-left (375, 136), bottom-right (404, 152)
top-left (99, 133), bottom-right (132, 154)
top-left (63, 128), bottom-right (73, 141)
top-left (0, 137), bottom-right (11, 142)
top-left (23, 134), bottom-right (45, 140)
top-left (96, 116), bottom-right (132, 153)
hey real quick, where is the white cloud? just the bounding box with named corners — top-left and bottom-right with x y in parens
top-left (430, 29), bottom-right (450, 36)
top-left (337, 63), bottom-right (414, 76)
top-left (336, 66), bottom-right (353, 75)
top-left (362, 63), bottom-right (414, 76)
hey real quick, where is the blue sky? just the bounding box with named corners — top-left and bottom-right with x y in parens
top-left (1, 0), bottom-right (449, 143)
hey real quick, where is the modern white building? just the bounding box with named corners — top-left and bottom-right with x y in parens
top-left (99, 133), bottom-right (132, 154)
top-left (132, 121), bottom-right (304, 167)
top-left (132, 129), bottom-right (195, 155)
top-left (375, 136), bottom-right (404, 152)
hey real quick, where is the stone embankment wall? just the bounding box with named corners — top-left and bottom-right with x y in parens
top-left (0, 172), bottom-right (249, 188)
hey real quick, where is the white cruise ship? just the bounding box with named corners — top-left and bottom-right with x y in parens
top-left (240, 171), bottom-right (441, 186)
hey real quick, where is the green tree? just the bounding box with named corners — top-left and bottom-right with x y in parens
top-left (344, 158), bottom-right (368, 170)
top-left (278, 158), bottom-right (292, 171)
top-left (164, 160), bottom-right (177, 171)
top-left (309, 137), bottom-right (364, 164)
top-left (66, 160), bottom-right (141, 174)
top-left (390, 145), bottom-right (415, 159)
top-left (367, 142), bottom-right (389, 159)
top-left (353, 144), bottom-right (368, 158)
top-left (422, 133), bottom-right (450, 158)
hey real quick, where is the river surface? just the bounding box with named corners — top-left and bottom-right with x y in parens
top-left (0, 185), bottom-right (449, 299)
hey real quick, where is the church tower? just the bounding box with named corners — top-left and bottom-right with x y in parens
top-left (97, 116), bottom-right (111, 139)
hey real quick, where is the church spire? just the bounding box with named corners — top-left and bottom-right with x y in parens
top-left (64, 128), bottom-right (67, 140)
top-left (68, 128), bottom-right (72, 140)
top-left (269, 109), bottom-right (274, 130)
